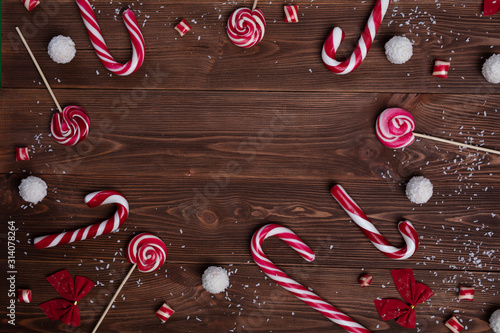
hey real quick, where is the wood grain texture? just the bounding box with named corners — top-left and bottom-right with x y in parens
top-left (1, 0), bottom-right (500, 332)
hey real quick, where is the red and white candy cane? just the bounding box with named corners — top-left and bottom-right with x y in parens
top-left (22, 0), bottom-right (40, 11)
top-left (331, 185), bottom-right (418, 260)
top-left (34, 190), bottom-right (129, 249)
top-left (322, 0), bottom-right (391, 74)
top-left (75, 0), bottom-right (145, 76)
top-left (251, 224), bottom-right (371, 333)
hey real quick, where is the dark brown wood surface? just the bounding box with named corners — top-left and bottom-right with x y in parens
top-left (1, 1), bottom-right (499, 332)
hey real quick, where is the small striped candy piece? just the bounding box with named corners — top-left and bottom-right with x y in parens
top-left (156, 302), bottom-right (175, 323)
top-left (331, 185), bottom-right (419, 260)
top-left (175, 19), bottom-right (191, 36)
top-left (359, 274), bottom-right (372, 287)
top-left (433, 59), bottom-right (451, 78)
top-left (16, 147), bottom-right (30, 161)
top-left (127, 233), bottom-right (167, 273)
top-left (458, 286), bottom-right (474, 301)
top-left (18, 289), bottom-right (32, 303)
top-left (284, 5), bottom-right (299, 23)
top-left (445, 315), bottom-right (464, 333)
top-left (22, 0), bottom-right (40, 11)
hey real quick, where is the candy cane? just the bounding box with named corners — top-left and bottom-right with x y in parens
top-left (331, 185), bottom-right (418, 260)
top-left (75, 0), bottom-right (145, 76)
top-left (251, 224), bottom-right (371, 333)
top-left (34, 190), bottom-right (129, 249)
top-left (322, 0), bottom-right (391, 74)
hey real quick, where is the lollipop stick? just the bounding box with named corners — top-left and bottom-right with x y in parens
top-left (92, 263), bottom-right (137, 333)
top-left (15, 26), bottom-right (63, 113)
top-left (414, 132), bottom-right (500, 156)
top-left (252, 0), bottom-right (258, 10)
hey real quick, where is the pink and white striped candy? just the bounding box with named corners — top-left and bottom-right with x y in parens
top-left (445, 315), bottom-right (464, 333)
top-left (376, 108), bottom-right (416, 149)
top-left (322, 0), bottom-right (391, 74)
top-left (50, 105), bottom-right (90, 146)
top-left (251, 224), bottom-right (371, 333)
top-left (75, 0), bottom-right (145, 76)
top-left (18, 289), bottom-right (32, 303)
top-left (127, 233), bottom-right (167, 273)
top-left (359, 274), bottom-right (372, 287)
top-left (284, 5), bottom-right (299, 23)
top-left (433, 59), bottom-right (451, 78)
top-left (175, 19), bottom-right (191, 36)
top-left (227, 8), bottom-right (266, 48)
top-left (156, 302), bottom-right (175, 323)
top-left (16, 147), bottom-right (30, 161)
top-left (458, 286), bottom-right (474, 301)
top-left (331, 185), bottom-right (419, 260)
top-left (34, 190), bottom-right (129, 249)
top-left (22, 0), bottom-right (39, 11)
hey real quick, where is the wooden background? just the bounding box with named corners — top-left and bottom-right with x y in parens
top-left (1, 0), bottom-right (499, 332)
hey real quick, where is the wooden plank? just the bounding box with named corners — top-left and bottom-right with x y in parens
top-left (3, 1), bottom-right (500, 93)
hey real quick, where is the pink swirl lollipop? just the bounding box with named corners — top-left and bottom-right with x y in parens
top-left (227, 0), bottom-right (265, 48)
top-left (93, 233), bottom-right (167, 333)
top-left (376, 108), bottom-right (500, 155)
top-left (50, 105), bottom-right (90, 146)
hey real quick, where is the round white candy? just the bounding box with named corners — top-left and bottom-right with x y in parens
top-left (482, 54), bottom-right (500, 84)
top-left (202, 266), bottom-right (229, 294)
top-left (491, 309), bottom-right (500, 333)
top-left (48, 35), bottom-right (76, 64)
top-left (406, 176), bottom-right (433, 204)
top-left (384, 36), bottom-right (413, 64)
top-left (19, 176), bottom-right (47, 204)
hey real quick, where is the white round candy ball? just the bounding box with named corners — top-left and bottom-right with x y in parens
top-left (19, 176), bottom-right (47, 204)
top-left (482, 54), bottom-right (500, 84)
top-left (202, 266), bottom-right (229, 294)
top-left (406, 176), bottom-right (433, 204)
top-left (48, 35), bottom-right (76, 64)
top-left (385, 36), bottom-right (413, 64)
top-left (490, 309), bottom-right (500, 333)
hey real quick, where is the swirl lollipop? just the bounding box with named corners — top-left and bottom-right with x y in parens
top-left (16, 27), bottom-right (90, 146)
top-left (376, 108), bottom-right (500, 155)
top-left (227, 0), bottom-right (266, 48)
top-left (92, 233), bottom-right (167, 333)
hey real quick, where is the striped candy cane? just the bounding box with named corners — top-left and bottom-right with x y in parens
top-left (75, 0), bottom-right (145, 76)
top-left (34, 190), bottom-right (129, 249)
top-left (331, 185), bottom-right (418, 260)
top-left (322, 0), bottom-right (391, 74)
top-left (251, 224), bottom-right (371, 333)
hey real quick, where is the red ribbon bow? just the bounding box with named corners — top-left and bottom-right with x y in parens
top-left (39, 270), bottom-right (95, 327)
top-left (485, 0), bottom-right (500, 16)
top-left (374, 269), bottom-right (433, 328)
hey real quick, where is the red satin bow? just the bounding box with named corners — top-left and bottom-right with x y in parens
top-left (485, 0), bottom-right (500, 16)
top-left (374, 269), bottom-right (433, 328)
top-left (39, 270), bottom-right (95, 327)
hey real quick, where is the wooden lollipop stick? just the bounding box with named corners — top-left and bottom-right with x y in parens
top-left (413, 132), bottom-right (500, 156)
top-left (15, 26), bottom-right (63, 113)
top-left (92, 263), bottom-right (137, 333)
top-left (252, 0), bottom-right (258, 10)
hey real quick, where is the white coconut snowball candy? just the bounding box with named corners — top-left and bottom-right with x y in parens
top-left (490, 309), bottom-right (500, 333)
top-left (405, 176), bottom-right (433, 204)
top-left (48, 35), bottom-right (76, 64)
top-left (482, 54), bottom-right (500, 84)
top-left (202, 266), bottom-right (230, 294)
top-left (19, 176), bottom-right (47, 204)
top-left (384, 36), bottom-right (413, 64)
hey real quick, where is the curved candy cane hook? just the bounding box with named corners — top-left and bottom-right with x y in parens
top-left (322, 0), bottom-right (391, 74)
top-left (251, 224), bottom-right (371, 333)
top-left (75, 0), bottom-right (145, 76)
top-left (331, 185), bottom-right (418, 260)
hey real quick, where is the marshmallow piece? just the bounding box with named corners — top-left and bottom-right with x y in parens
top-left (284, 5), bottom-right (299, 23)
top-left (16, 147), bottom-right (30, 161)
top-left (445, 315), bottom-right (464, 333)
top-left (156, 302), bottom-right (174, 323)
top-left (175, 19), bottom-right (191, 36)
top-left (18, 289), bottom-right (32, 303)
top-left (433, 59), bottom-right (450, 78)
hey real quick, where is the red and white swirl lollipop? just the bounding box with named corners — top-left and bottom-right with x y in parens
top-left (227, 0), bottom-right (266, 48)
top-left (92, 233), bottom-right (167, 333)
top-left (376, 108), bottom-right (500, 155)
top-left (16, 27), bottom-right (90, 146)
